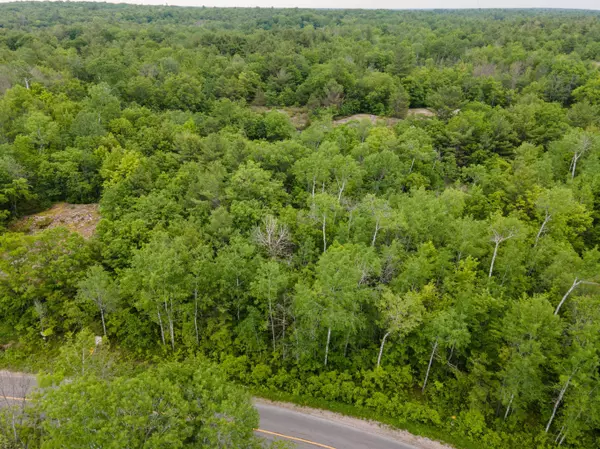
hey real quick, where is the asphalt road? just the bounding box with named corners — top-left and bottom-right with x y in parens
top-left (255, 401), bottom-right (420, 449)
top-left (0, 371), bottom-right (421, 449)
top-left (0, 371), bottom-right (35, 407)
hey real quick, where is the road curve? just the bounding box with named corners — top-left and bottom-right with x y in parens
top-left (0, 371), bottom-right (426, 449)
top-left (255, 401), bottom-right (421, 449)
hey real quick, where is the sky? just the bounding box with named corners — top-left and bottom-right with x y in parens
top-left (2, 0), bottom-right (599, 9)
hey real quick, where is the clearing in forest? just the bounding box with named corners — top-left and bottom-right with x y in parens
top-left (11, 203), bottom-right (100, 239)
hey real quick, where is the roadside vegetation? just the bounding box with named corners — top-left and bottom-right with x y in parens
top-left (1, 3), bottom-right (600, 448)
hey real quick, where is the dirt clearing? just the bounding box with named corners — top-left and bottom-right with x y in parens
top-left (11, 203), bottom-right (100, 239)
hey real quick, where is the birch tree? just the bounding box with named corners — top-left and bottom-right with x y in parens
top-left (544, 247), bottom-right (600, 315)
top-left (359, 194), bottom-right (395, 247)
top-left (487, 214), bottom-right (523, 278)
top-left (532, 187), bottom-right (590, 248)
top-left (251, 260), bottom-right (288, 352)
top-left (422, 308), bottom-right (470, 392)
top-left (498, 295), bottom-right (561, 420)
top-left (545, 296), bottom-right (600, 434)
top-left (552, 129), bottom-right (599, 180)
top-left (296, 243), bottom-right (379, 366)
top-left (376, 287), bottom-right (425, 368)
top-left (309, 193), bottom-right (340, 253)
top-left (124, 233), bottom-right (188, 350)
top-left (77, 265), bottom-right (119, 337)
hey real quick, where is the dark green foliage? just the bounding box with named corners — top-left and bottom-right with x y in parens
top-left (1, 4), bottom-right (600, 449)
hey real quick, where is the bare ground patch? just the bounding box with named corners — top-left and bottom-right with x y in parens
top-left (251, 106), bottom-right (310, 130)
top-left (333, 109), bottom-right (435, 127)
top-left (11, 203), bottom-right (100, 239)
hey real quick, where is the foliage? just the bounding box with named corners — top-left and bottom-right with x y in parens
top-left (1, 4), bottom-right (600, 449)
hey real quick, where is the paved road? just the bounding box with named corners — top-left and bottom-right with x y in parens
top-left (0, 371), bottom-right (35, 407)
top-left (255, 401), bottom-right (419, 449)
top-left (0, 371), bottom-right (421, 449)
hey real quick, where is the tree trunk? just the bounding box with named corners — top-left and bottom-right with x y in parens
top-left (377, 332), bottom-right (390, 368)
top-left (534, 212), bottom-right (551, 248)
top-left (157, 306), bottom-right (165, 346)
top-left (504, 393), bottom-right (514, 420)
top-left (100, 307), bottom-right (107, 337)
top-left (371, 220), bottom-right (380, 247)
top-left (571, 153), bottom-right (580, 179)
top-left (555, 278), bottom-right (580, 315)
top-left (268, 293), bottom-right (276, 352)
top-left (337, 180), bottom-right (345, 202)
top-left (324, 327), bottom-right (332, 367)
top-left (409, 157), bottom-right (416, 174)
top-left (422, 339), bottom-right (438, 393)
top-left (194, 288), bottom-right (199, 344)
top-left (489, 241), bottom-right (500, 278)
top-left (322, 215), bottom-right (327, 253)
top-left (545, 373), bottom-right (573, 433)
top-left (168, 297), bottom-right (175, 351)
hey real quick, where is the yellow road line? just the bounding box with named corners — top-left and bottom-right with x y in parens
top-left (255, 428), bottom-right (336, 449)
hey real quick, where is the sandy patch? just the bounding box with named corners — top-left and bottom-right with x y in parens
top-left (11, 203), bottom-right (100, 239)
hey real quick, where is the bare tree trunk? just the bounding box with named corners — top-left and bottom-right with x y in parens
top-left (168, 297), bottom-right (175, 351)
top-left (545, 373), bottom-right (574, 433)
top-left (324, 327), bottom-right (332, 367)
top-left (559, 432), bottom-right (567, 446)
top-left (194, 288), bottom-right (199, 344)
top-left (157, 306), bottom-right (165, 346)
top-left (504, 393), bottom-right (514, 420)
top-left (422, 339), bottom-right (438, 393)
top-left (371, 220), bottom-right (380, 247)
top-left (100, 307), bottom-right (107, 337)
top-left (571, 153), bottom-right (580, 179)
top-left (555, 278), bottom-right (580, 315)
top-left (322, 215), bottom-right (327, 253)
top-left (534, 212), bottom-right (551, 248)
top-left (408, 157), bottom-right (416, 174)
top-left (377, 331), bottom-right (390, 368)
top-left (337, 180), bottom-right (346, 202)
top-left (268, 293), bottom-right (276, 352)
top-left (489, 241), bottom-right (500, 278)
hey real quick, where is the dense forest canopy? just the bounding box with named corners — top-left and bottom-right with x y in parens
top-left (1, 3), bottom-right (600, 448)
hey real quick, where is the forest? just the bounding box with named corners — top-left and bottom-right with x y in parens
top-left (1, 2), bottom-right (600, 448)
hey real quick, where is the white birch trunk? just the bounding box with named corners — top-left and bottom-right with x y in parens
top-left (489, 241), bottom-right (500, 278)
top-left (324, 327), bottom-right (332, 367)
top-left (372, 219), bottom-right (380, 247)
top-left (534, 212), bottom-right (551, 248)
top-left (377, 332), bottom-right (391, 368)
top-left (194, 288), bottom-right (199, 344)
top-left (555, 278), bottom-right (580, 315)
top-left (422, 339), bottom-right (438, 393)
top-left (504, 393), bottom-right (514, 420)
top-left (545, 373), bottom-right (573, 433)
top-left (157, 306), bottom-right (165, 346)
top-left (100, 307), bottom-right (107, 337)
top-left (322, 214), bottom-right (327, 253)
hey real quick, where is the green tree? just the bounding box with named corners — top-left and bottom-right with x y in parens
top-left (77, 265), bottom-right (119, 337)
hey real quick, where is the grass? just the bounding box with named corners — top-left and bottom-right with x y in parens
top-left (252, 388), bottom-right (481, 449)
